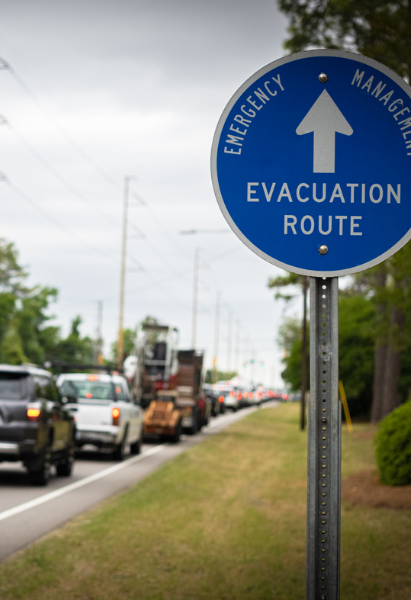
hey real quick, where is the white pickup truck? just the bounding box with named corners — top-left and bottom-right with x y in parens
top-left (56, 372), bottom-right (143, 460)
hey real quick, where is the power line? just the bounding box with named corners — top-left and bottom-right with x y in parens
top-left (1, 175), bottom-right (118, 265)
top-left (0, 59), bottom-right (198, 269)
top-left (3, 60), bottom-right (119, 189)
top-left (0, 114), bottom-right (121, 228)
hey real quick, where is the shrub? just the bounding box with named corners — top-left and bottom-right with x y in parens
top-left (375, 401), bottom-right (411, 486)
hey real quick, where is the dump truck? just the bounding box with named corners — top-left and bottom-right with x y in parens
top-left (142, 349), bottom-right (210, 441)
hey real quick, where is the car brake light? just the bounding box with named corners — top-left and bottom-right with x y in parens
top-left (112, 406), bottom-right (121, 425)
top-left (243, 392), bottom-right (248, 398)
top-left (249, 393), bottom-right (254, 399)
top-left (86, 392), bottom-right (93, 399)
top-left (88, 375), bottom-right (98, 381)
top-left (230, 390), bottom-right (235, 397)
top-left (237, 393), bottom-right (242, 400)
top-left (218, 396), bottom-right (224, 403)
top-left (27, 403), bottom-right (41, 420)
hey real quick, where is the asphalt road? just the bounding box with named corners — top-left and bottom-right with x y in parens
top-left (0, 403), bottom-right (278, 562)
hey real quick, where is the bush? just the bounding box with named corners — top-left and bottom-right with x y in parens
top-left (375, 401), bottom-right (411, 486)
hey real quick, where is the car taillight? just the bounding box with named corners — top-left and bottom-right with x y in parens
top-left (218, 395), bottom-right (224, 403)
top-left (112, 406), bottom-right (120, 425)
top-left (230, 390), bottom-right (235, 397)
top-left (249, 393), bottom-right (254, 400)
top-left (237, 392), bottom-right (242, 400)
top-left (243, 392), bottom-right (248, 398)
top-left (27, 403), bottom-right (41, 420)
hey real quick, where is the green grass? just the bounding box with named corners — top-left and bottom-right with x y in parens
top-left (0, 404), bottom-right (410, 599)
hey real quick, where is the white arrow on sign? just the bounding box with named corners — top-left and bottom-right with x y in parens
top-left (296, 89), bottom-right (353, 173)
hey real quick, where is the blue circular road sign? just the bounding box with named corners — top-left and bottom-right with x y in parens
top-left (211, 50), bottom-right (411, 276)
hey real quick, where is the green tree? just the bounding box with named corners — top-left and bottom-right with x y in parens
top-left (16, 286), bottom-right (59, 365)
top-left (111, 328), bottom-right (136, 364)
top-left (0, 318), bottom-right (26, 365)
top-left (277, 317), bottom-right (305, 391)
top-left (278, 294), bottom-right (375, 417)
top-left (279, 0), bottom-right (411, 79)
top-left (205, 370), bottom-right (237, 384)
top-left (268, 272), bottom-right (309, 429)
top-left (53, 316), bottom-right (93, 364)
top-left (338, 291), bottom-right (375, 416)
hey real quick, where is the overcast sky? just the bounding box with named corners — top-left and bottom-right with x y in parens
top-left (0, 1), bottom-right (294, 386)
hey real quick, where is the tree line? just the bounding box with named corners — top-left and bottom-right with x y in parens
top-left (0, 239), bottom-right (96, 367)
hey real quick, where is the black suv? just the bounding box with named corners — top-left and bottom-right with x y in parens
top-left (0, 364), bottom-right (76, 485)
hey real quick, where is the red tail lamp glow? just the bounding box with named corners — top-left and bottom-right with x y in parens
top-left (218, 396), bottom-right (224, 403)
top-left (88, 375), bottom-right (98, 381)
top-left (112, 407), bottom-right (121, 425)
top-left (85, 392), bottom-right (93, 399)
top-left (27, 408), bottom-right (41, 419)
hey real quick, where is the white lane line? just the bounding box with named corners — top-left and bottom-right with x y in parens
top-left (0, 444), bottom-right (165, 523)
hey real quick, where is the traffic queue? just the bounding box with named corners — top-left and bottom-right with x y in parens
top-left (0, 323), bottom-right (279, 486)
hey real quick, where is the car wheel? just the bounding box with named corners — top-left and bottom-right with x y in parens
top-left (113, 429), bottom-right (127, 461)
top-left (29, 446), bottom-right (51, 486)
top-left (188, 410), bottom-right (198, 435)
top-left (130, 431), bottom-right (142, 455)
top-left (170, 419), bottom-right (182, 443)
top-left (56, 445), bottom-right (75, 477)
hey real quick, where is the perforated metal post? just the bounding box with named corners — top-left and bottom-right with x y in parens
top-left (306, 277), bottom-right (341, 600)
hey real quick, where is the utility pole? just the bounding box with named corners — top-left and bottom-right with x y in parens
top-left (213, 290), bottom-right (221, 384)
top-left (251, 348), bottom-right (256, 385)
top-left (191, 248), bottom-right (199, 349)
top-left (235, 319), bottom-right (241, 375)
top-left (226, 309), bottom-right (232, 373)
top-left (117, 176), bottom-right (131, 369)
top-left (95, 300), bottom-right (103, 364)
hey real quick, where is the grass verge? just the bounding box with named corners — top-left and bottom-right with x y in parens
top-left (0, 404), bottom-right (410, 599)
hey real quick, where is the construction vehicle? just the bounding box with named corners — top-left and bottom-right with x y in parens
top-left (123, 323), bottom-right (179, 409)
top-left (142, 349), bottom-right (209, 441)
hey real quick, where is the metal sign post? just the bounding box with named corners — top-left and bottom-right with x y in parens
top-left (211, 49), bottom-right (411, 600)
top-left (307, 277), bottom-right (340, 600)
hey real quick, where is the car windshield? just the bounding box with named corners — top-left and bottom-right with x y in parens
top-left (59, 379), bottom-right (126, 402)
top-left (0, 372), bottom-right (30, 400)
